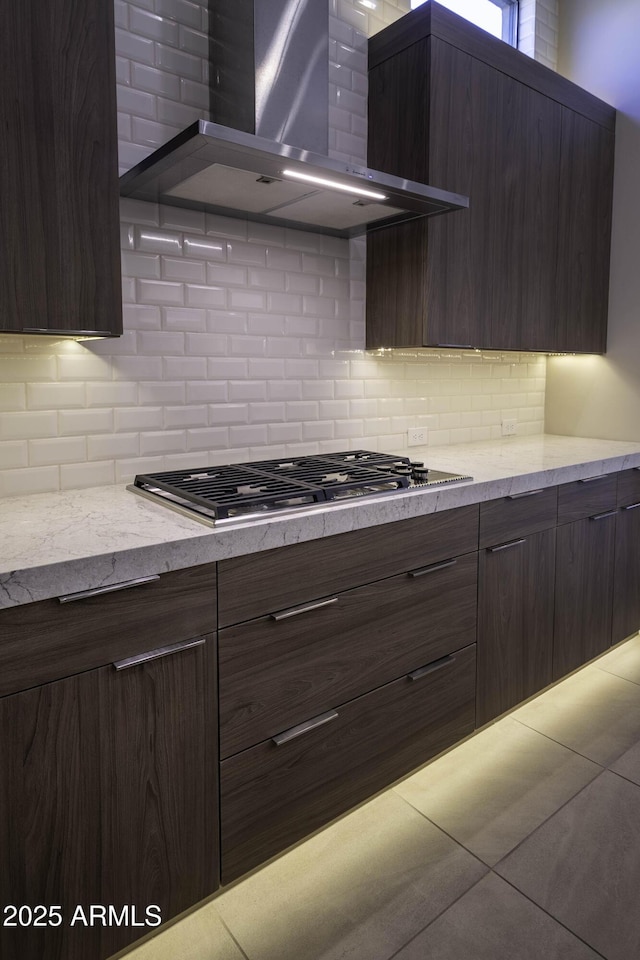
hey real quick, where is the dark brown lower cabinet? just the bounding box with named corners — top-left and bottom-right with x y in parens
top-left (220, 643), bottom-right (476, 883)
top-left (0, 638), bottom-right (218, 960)
top-left (477, 529), bottom-right (556, 726)
top-left (553, 513), bottom-right (616, 679)
top-left (613, 501), bottom-right (640, 645)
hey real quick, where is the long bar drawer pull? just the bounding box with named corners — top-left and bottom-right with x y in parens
top-left (488, 538), bottom-right (526, 553)
top-left (435, 342), bottom-right (474, 349)
top-left (272, 710), bottom-right (339, 746)
top-left (623, 502), bottom-right (640, 511)
top-left (409, 655), bottom-right (456, 681)
top-left (113, 635), bottom-right (206, 671)
top-left (590, 511), bottom-right (617, 521)
top-left (506, 489), bottom-right (545, 500)
top-left (409, 559), bottom-right (457, 578)
top-left (58, 575), bottom-right (161, 603)
top-left (271, 597), bottom-right (339, 621)
top-left (579, 476), bottom-right (604, 483)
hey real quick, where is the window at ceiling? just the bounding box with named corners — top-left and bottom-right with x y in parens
top-left (410, 0), bottom-right (519, 47)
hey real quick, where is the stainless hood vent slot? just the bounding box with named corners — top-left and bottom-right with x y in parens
top-left (119, 1), bottom-right (469, 237)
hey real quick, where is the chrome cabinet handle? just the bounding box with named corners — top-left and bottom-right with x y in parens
top-left (506, 489), bottom-right (544, 500)
top-left (622, 502), bottom-right (640, 511)
top-left (579, 476), bottom-right (605, 483)
top-left (487, 538), bottom-right (526, 553)
top-left (271, 597), bottom-right (339, 621)
top-left (408, 559), bottom-right (457, 578)
top-left (113, 635), bottom-right (206, 671)
top-left (435, 342), bottom-right (474, 349)
top-left (271, 710), bottom-right (339, 746)
top-left (590, 511), bottom-right (617, 521)
top-left (58, 575), bottom-right (161, 603)
top-left (408, 654), bottom-right (456, 681)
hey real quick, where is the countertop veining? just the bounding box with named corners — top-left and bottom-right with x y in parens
top-left (2, 434), bottom-right (640, 610)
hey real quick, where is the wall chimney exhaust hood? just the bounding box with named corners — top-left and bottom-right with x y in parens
top-left (119, 0), bottom-right (468, 237)
top-left (119, 120), bottom-right (468, 238)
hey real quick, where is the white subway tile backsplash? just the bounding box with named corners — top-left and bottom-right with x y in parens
top-left (161, 257), bottom-right (206, 282)
top-left (0, 383), bottom-right (27, 411)
top-left (60, 461), bottom-right (116, 489)
top-left (137, 381), bottom-right (185, 405)
top-left (183, 236), bottom-right (225, 260)
top-left (163, 306), bottom-right (207, 332)
top-left (186, 426), bottom-right (229, 451)
top-left (59, 409), bottom-right (114, 436)
top-left (0, 440), bottom-right (28, 469)
top-left (115, 406), bottom-right (163, 431)
top-left (85, 380), bottom-right (136, 408)
top-left (136, 279), bottom-right (184, 305)
top-left (206, 264), bottom-right (248, 286)
top-left (184, 333), bottom-right (227, 355)
top-left (0, 466), bottom-right (60, 497)
top-left (164, 405), bottom-right (208, 428)
top-left (87, 433), bottom-right (139, 460)
top-left (185, 284), bottom-right (226, 308)
top-left (163, 356), bottom-right (207, 379)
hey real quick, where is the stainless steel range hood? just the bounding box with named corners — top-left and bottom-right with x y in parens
top-left (119, 120), bottom-right (468, 238)
top-left (119, 0), bottom-right (468, 238)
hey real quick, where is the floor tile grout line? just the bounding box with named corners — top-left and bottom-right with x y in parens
top-left (607, 766), bottom-right (640, 790)
top-left (391, 789), bottom-right (496, 867)
top-left (492, 870), bottom-right (609, 959)
top-left (489, 767), bottom-right (611, 871)
top-left (510, 713), bottom-right (623, 767)
top-left (212, 907), bottom-right (252, 960)
top-left (594, 663), bottom-right (640, 687)
top-left (384, 871), bottom-right (492, 960)
top-left (392, 760), bottom-right (604, 873)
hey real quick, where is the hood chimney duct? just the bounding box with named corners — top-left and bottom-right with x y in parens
top-left (209, 0), bottom-right (329, 155)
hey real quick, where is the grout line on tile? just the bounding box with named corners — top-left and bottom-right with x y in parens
top-left (391, 789), bottom-right (502, 868)
top-left (490, 768), bottom-right (609, 871)
top-left (510, 714), bottom-right (611, 766)
top-left (492, 870), bottom-right (609, 959)
top-left (384, 872), bottom-right (492, 960)
top-left (212, 907), bottom-right (252, 960)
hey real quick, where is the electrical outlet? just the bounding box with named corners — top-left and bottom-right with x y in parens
top-left (502, 418), bottom-right (518, 437)
top-left (408, 427), bottom-right (428, 446)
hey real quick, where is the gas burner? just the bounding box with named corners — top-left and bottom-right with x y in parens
top-left (128, 451), bottom-right (472, 525)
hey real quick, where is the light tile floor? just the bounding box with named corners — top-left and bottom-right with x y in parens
top-left (116, 633), bottom-right (640, 960)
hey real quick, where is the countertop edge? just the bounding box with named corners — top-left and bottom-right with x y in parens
top-left (2, 436), bottom-right (640, 610)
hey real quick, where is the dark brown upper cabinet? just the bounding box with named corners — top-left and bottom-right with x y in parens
top-left (0, 0), bottom-right (122, 337)
top-left (366, 1), bottom-right (615, 354)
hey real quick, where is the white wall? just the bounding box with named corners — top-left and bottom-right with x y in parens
top-left (0, 0), bottom-right (549, 497)
top-left (544, 0), bottom-right (640, 441)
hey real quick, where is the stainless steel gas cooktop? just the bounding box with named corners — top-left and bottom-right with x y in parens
top-left (128, 450), bottom-right (472, 526)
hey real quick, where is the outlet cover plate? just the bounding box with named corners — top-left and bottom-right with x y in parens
top-left (408, 427), bottom-right (427, 446)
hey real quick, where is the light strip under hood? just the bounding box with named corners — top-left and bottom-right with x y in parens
top-left (119, 120), bottom-right (468, 239)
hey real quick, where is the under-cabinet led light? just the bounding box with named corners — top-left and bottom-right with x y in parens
top-left (281, 168), bottom-right (387, 201)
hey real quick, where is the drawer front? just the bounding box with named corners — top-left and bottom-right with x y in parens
top-left (220, 643), bottom-right (476, 882)
top-left (557, 473), bottom-right (617, 524)
top-left (617, 467), bottom-right (640, 508)
top-left (479, 486), bottom-right (557, 547)
top-left (218, 503), bottom-right (479, 626)
top-left (219, 551), bottom-right (478, 758)
top-left (0, 563), bottom-right (217, 698)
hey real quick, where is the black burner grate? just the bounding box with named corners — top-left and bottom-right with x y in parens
top-left (133, 451), bottom-right (411, 519)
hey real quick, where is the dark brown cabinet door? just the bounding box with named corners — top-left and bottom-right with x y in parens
top-left (612, 502), bottom-right (640, 645)
top-left (0, 0), bottom-right (122, 336)
top-left (366, 5), bottom-right (614, 355)
top-left (0, 639), bottom-right (218, 960)
top-left (425, 39), bottom-right (496, 348)
top-left (555, 108), bottom-right (615, 354)
top-left (477, 529), bottom-right (556, 726)
top-left (553, 513), bottom-right (616, 679)
top-left (490, 79), bottom-right (562, 351)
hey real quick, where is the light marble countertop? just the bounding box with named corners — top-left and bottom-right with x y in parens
top-left (2, 434), bottom-right (640, 609)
